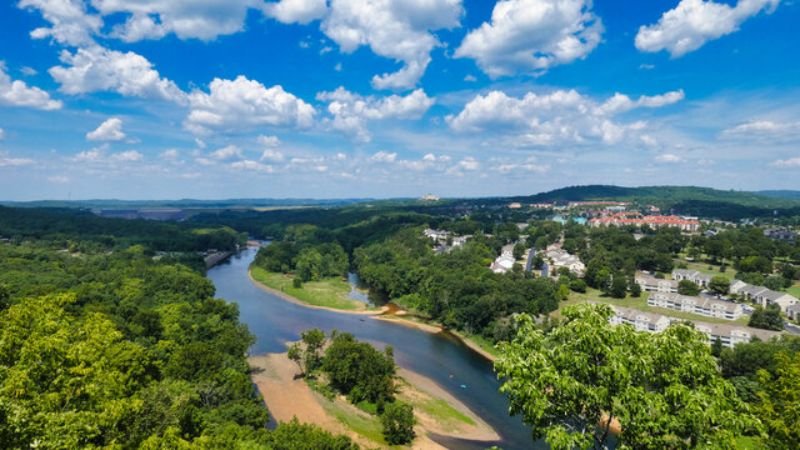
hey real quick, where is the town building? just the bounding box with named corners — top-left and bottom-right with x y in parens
top-left (671, 269), bottom-right (714, 288)
top-left (763, 228), bottom-right (797, 242)
top-left (635, 273), bottom-right (678, 293)
top-left (787, 304), bottom-right (800, 322)
top-left (648, 292), bottom-right (743, 320)
top-left (729, 280), bottom-right (800, 313)
top-left (542, 245), bottom-right (585, 276)
top-left (490, 245), bottom-right (517, 274)
top-left (609, 306), bottom-right (781, 348)
top-left (589, 213), bottom-right (700, 232)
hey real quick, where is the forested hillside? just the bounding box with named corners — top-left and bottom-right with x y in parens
top-left (0, 208), bottom-right (355, 449)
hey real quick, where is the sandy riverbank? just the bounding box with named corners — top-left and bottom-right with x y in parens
top-left (249, 352), bottom-right (500, 449)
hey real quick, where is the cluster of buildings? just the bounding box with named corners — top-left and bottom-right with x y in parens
top-left (763, 227), bottom-right (797, 242)
top-left (609, 306), bottom-right (781, 348)
top-left (636, 268), bottom-right (800, 320)
top-left (541, 244), bottom-right (585, 277)
top-left (648, 292), bottom-right (743, 320)
top-left (729, 280), bottom-right (799, 313)
top-left (589, 212), bottom-right (700, 232)
top-left (423, 228), bottom-right (470, 253)
top-left (490, 244), bottom-right (518, 274)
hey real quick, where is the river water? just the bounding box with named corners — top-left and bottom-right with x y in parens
top-left (208, 247), bottom-right (539, 450)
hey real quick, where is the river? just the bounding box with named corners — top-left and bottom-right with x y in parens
top-left (208, 247), bottom-right (539, 449)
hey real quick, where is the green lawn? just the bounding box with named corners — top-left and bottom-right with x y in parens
top-left (250, 266), bottom-right (372, 311)
top-left (676, 260), bottom-right (734, 280)
top-left (316, 392), bottom-right (386, 445)
top-left (787, 283), bottom-right (800, 298)
top-left (562, 288), bottom-right (750, 325)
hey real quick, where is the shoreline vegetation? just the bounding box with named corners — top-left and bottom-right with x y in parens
top-left (249, 352), bottom-right (500, 449)
top-left (247, 266), bottom-right (499, 362)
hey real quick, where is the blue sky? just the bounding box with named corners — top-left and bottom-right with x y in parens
top-left (0, 0), bottom-right (799, 200)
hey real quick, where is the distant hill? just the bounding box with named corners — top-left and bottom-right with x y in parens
top-left (502, 185), bottom-right (800, 220)
top-left (757, 190), bottom-right (800, 200)
top-left (0, 198), bottom-right (373, 210)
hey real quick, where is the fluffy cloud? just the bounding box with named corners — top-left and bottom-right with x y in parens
top-left (447, 88), bottom-right (683, 147)
top-left (0, 152), bottom-right (35, 167)
top-left (722, 120), bottom-right (800, 139)
top-left (257, 135), bottom-right (281, 147)
top-left (655, 153), bottom-right (684, 163)
top-left (321, 0), bottom-right (463, 89)
top-left (160, 149), bottom-right (179, 160)
top-left (370, 151), bottom-right (398, 163)
top-left (49, 46), bottom-right (186, 103)
top-left (263, 0), bottom-right (328, 24)
top-left (635, 0), bottom-right (780, 57)
top-left (230, 160), bottom-right (275, 173)
top-left (73, 146), bottom-right (142, 163)
top-left (0, 63), bottom-right (62, 110)
top-left (19, 0), bottom-right (102, 46)
top-left (86, 117), bottom-right (126, 141)
top-left (455, 0), bottom-right (603, 78)
top-left (186, 76), bottom-right (315, 134)
top-left (91, 0), bottom-right (260, 42)
top-left (210, 145), bottom-right (244, 160)
top-left (771, 157), bottom-right (800, 168)
top-left (260, 149), bottom-right (285, 162)
top-left (317, 87), bottom-right (434, 142)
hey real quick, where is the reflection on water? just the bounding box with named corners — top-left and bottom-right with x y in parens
top-left (209, 248), bottom-right (539, 450)
top-left (346, 272), bottom-right (371, 304)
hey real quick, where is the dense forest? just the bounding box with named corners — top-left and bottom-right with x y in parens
top-left (0, 211), bottom-right (355, 448)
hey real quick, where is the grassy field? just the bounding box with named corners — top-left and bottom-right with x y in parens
top-left (676, 259), bottom-right (734, 280)
top-left (787, 283), bottom-right (800, 298)
top-left (316, 392), bottom-right (386, 445)
top-left (250, 266), bottom-right (371, 311)
top-left (562, 287), bottom-right (750, 325)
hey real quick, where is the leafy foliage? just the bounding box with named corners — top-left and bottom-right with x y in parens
top-left (496, 304), bottom-right (758, 449)
top-left (380, 401), bottom-right (416, 445)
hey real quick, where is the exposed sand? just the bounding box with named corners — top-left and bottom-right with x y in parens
top-left (249, 352), bottom-right (500, 449)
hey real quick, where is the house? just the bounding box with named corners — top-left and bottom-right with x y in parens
top-left (490, 245), bottom-right (517, 274)
top-left (610, 307), bottom-right (671, 332)
top-left (508, 202), bottom-right (522, 209)
top-left (589, 214), bottom-right (700, 232)
top-left (635, 273), bottom-right (678, 293)
top-left (648, 292), bottom-right (743, 320)
top-left (671, 269), bottom-right (714, 288)
top-left (609, 306), bottom-right (781, 348)
top-left (763, 228), bottom-right (796, 242)
top-left (787, 304), bottom-right (800, 322)
top-left (543, 245), bottom-right (585, 276)
top-left (731, 281), bottom-right (800, 313)
top-left (420, 194), bottom-right (440, 202)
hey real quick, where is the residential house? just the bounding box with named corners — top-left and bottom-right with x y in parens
top-left (609, 306), bottom-right (781, 348)
top-left (787, 304), bottom-right (800, 322)
top-left (490, 245), bottom-right (517, 274)
top-left (648, 292), bottom-right (743, 320)
top-left (543, 245), bottom-right (585, 277)
top-left (671, 269), bottom-right (713, 288)
top-left (764, 228), bottom-right (796, 242)
top-left (730, 281), bottom-right (800, 313)
top-left (635, 273), bottom-right (678, 293)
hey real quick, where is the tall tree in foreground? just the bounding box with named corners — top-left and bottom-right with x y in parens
top-left (495, 304), bottom-right (759, 450)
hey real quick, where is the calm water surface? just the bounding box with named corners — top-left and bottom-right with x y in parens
top-left (208, 247), bottom-right (539, 450)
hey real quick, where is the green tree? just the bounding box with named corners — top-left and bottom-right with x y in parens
top-left (322, 332), bottom-right (396, 404)
top-left (749, 304), bottom-right (784, 331)
top-left (295, 248), bottom-right (323, 281)
top-left (513, 242), bottom-right (526, 260)
top-left (756, 352), bottom-right (800, 449)
top-left (380, 401), bottom-right (416, 445)
top-left (609, 274), bottom-right (628, 298)
top-left (709, 275), bottom-right (731, 295)
top-left (678, 279), bottom-right (701, 296)
top-left (495, 305), bottom-right (758, 450)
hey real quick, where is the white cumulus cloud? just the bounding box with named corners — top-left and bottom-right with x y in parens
top-left (370, 151), bottom-right (398, 163)
top-left (771, 157), bottom-right (800, 168)
top-left (0, 152), bottom-right (34, 167)
top-left (655, 153), bottom-right (684, 163)
top-left (86, 117), bottom-right (126, 141)
top-left (447, 88), bottom-right (683, 147)
top-left (722, 119), bottom-right (800, 139)
top-left (19, 0), bottom-right (102, 46)
top-left (210, 145), bottom-right (244, 160)
top-left (455, 0), bottom-right (603, 78)
top-left (186, 76), bottom-right (315, 134)
top-left (263, 0), bottom-right (328, 24)
top-left (230, 159), bottom-right (275, 173)
top-left (0, 63), bottom-right (62, 110)
top-left (635, 0), bottom-right (780, 57)
top-left (317, 87), bottom-right (434, 142)
top-left (91, 0), bottom-right (260, 42)
top-left (321, 0), bottom-right (463, 89)
top-left (49, 46), bottom-right (186, 103)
